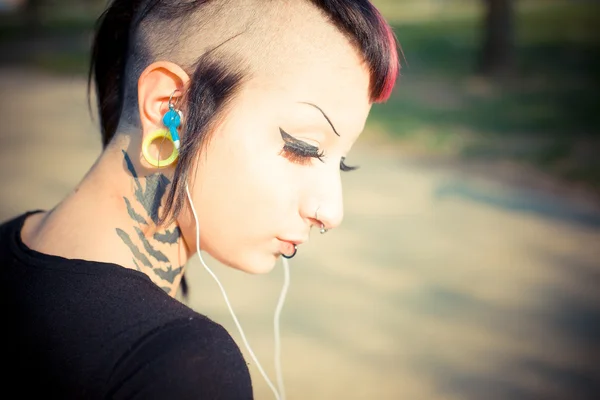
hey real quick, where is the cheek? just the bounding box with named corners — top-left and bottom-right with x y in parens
top-left (186, 128), bottom-right (304, 273)
top-left (190, 126), bottom-right (296, 244)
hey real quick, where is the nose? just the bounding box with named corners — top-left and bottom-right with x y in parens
top-left (302, 170), bottom-right (344, 231)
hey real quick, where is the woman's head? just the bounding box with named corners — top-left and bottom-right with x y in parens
top-left (89, 0), bottom-right (399, 273)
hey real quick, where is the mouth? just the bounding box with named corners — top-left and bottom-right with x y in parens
top-left (277, 238), bottom-right (305, 257)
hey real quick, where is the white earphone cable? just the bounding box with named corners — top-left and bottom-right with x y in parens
top-left (275, 257), bottom-right (290, 400)
top-left (185, 184), bottom-right (288, 400)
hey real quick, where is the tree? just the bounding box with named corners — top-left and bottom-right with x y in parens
top-left (22, 0), bottom-right (44, 31)
top-left (478, 0), bottom-right (515, 76)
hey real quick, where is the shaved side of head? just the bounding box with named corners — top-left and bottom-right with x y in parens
top-left (119, 0), bottom-right (360, 129)
top-left (90, 0), bottom-right (400, 222)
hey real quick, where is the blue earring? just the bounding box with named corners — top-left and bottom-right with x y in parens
top-left (141, 90), bottom-right (183, 168)
top-left (162, 90), bottom-right (182, 150)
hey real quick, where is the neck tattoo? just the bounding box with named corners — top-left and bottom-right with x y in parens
top-left (116, 150), bottom-right (184, 294)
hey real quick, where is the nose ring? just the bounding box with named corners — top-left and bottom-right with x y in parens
top-left (315, 207), bottom-right (328, 234)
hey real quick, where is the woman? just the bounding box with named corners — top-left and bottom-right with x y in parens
top-left (1, 0), bottom-right (399, 398)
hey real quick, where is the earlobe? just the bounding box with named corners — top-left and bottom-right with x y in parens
top-left (137, 61), bottom-right (190, 132)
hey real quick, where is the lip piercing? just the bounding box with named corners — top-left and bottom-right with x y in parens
top-left (282, 245), bottom-right (297, 259)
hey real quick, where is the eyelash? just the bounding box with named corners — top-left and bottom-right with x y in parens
top-left (281, 143), bottom-right (324, 165)
top-left (279, 128), bottom-right (359, 171)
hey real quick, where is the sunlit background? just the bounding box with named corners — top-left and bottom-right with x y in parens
top-left (1, 1), bottom-right (599, 399)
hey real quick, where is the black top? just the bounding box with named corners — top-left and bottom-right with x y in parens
top-left (0, 211), bottom-right (253, 399)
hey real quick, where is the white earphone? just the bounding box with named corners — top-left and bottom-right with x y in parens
top-left (185, 183), bottom-right (289, 400)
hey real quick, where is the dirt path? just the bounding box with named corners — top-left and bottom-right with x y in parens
top-left (1, 68), bottom-right (599, 400)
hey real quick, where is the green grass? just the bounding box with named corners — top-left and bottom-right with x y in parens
top-left (1, 0), bottom-right (599, 189)
top-left (0, 9), bottom-right (98, 41)
top-left (368, 0), bottom-right (600, 190)
top-left (30, 52), bottom-right (91, 75)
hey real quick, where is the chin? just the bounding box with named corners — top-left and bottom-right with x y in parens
top-left (241, 253), bottom-right (280, 275)
top-left (212, 250), bottom-right (279, 275)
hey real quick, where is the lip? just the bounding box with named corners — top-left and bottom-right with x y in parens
top-left (278, 238), bottom-right (306, 246)
top-left (277, 238), bottom-right (306, 256)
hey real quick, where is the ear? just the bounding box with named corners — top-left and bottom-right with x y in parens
top-left (137, 61), bottom-right (190, 138)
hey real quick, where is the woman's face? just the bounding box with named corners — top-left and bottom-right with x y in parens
top-left (180, 40), bottom-right (372, 274)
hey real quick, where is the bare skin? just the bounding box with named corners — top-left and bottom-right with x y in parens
top-left (20, 1), bottom-right (372, 297)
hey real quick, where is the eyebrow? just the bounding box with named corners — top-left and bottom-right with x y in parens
top-left (299, 102), bottom-right (341, 137)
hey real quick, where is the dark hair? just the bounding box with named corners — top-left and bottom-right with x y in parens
top-left (89, 0), bottom-right (400, 224)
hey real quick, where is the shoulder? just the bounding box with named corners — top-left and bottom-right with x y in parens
top-left (107, 317), bottom-right (253, 400)
top-left (0, 211), bottom-right (37, 241)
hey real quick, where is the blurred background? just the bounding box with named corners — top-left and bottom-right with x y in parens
top-left (1, 0), bottom-right (599, 399)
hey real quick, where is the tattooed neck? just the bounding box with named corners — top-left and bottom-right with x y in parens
top-left (116, 150), bottom-right (185, 296)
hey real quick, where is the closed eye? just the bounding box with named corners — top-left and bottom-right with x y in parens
top-left (279, 128), bottom-right (357, 171)
top-left (280, 128), bottom-right (324, 165)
